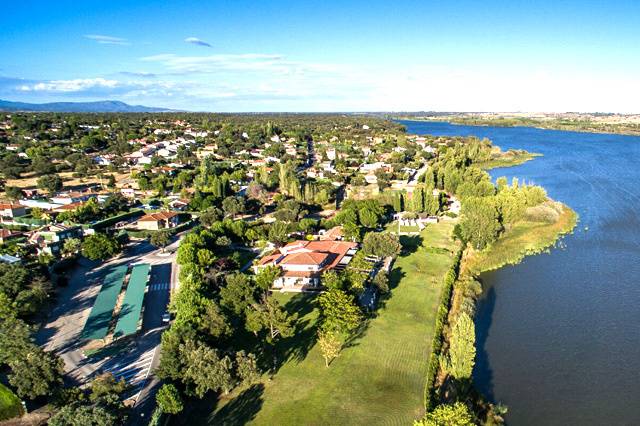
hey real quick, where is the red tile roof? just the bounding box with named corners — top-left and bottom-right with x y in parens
top-left (260, 239), bottom-right (357, 272)
top-left (138, 211), bottom-right (178, 222)
top-left (257, 253), bottom-right (281, 266)
top-left (280, 251), bottom-right (329, 266)
top-left (0, 203), bottom-right (23, 210)
top-left (0, 229), bottom-right (17, 238)
top-left (319, 226), bottom-right (344, 241)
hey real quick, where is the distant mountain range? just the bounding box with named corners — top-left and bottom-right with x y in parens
top-left (0, 99), bottom-right (175, 113)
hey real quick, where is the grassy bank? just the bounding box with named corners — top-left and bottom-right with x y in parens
top-left (207, 221), bottom-right (459, 425)
top-left (462, 201), bottom-right (578, 277)
top-left (0, 383), bottom-right (23, 421)
top-left (476, 152), bottom-right (541, 170)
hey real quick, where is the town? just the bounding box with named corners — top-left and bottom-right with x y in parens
top-left (0, 112), bottom-right (560, 425)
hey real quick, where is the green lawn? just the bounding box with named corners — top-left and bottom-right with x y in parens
top-left (208, 221), bottom-right (458, 425)
top-left (384, 221), bottom-right (421, 233)
top-left (0, 383), bottom-right (23, 421)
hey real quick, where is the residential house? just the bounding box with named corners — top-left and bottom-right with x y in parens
top-left (168, 199), bottom-right (189, 211)
top-left (0, 228), bottom-right (21, 244)
top-left (135, 211), bottom-right (179, 231)
top-left (93, 154), bottom-right (114, 166)
top-left (120, 188), bottom-right (136, 198)
top-left (318, 226), bottom-right (344, 241)
top-left (19, 199), bottom-right (63, 211)
top-left (28, 224), bottom-right (83, 256)
top-left (0, 203), bottom-right (27, 218)
top-left (254, 240), bottom-right (358, 291)
top-left (51, 191), bottom-right (96, 205)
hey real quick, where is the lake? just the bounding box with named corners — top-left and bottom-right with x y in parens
top-left (399, 120), bottom-right (640, 425)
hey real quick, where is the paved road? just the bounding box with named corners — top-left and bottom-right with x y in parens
top-left (36, 235), bottom-right (183, 423)
top-left (408, 163), bottom-right (430, 187)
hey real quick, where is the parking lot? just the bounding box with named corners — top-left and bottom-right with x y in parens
top-left (36, 237), bottom-right (181, 420)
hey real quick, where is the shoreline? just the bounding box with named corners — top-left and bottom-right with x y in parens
top-left (398, 117), bottom-right (640, 137)
top-left (422, 157), bottom-right (578, 423)
top-left (461, 201), bottom-right (578, 277)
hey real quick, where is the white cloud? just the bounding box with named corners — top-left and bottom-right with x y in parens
top-left (19, 78), bottom-right (119, 92)
top-left (140, 53), bottom-right (314, 74)
top-left (5, 50), bottom-right (640, 112)
top-left (184, 37), bottom-right (212, 48)
top-left (84, 34), bottom-right (130, 45)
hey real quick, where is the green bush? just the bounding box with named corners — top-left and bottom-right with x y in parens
top-left (0, 383), bottom-right (24, 421)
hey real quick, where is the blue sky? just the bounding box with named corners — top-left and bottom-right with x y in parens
top-left (1, 0), bottom-right (639, 112)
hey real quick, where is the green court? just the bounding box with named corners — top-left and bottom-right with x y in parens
top-left (114, 263), bottom-right (150, 338)
top-left (81, 265), bottom-right (128, 340)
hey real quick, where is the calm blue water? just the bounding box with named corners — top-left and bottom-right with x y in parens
top-left (399, 120), bottom-right (640, 425)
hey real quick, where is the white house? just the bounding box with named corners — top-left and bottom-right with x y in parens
top-left (254, 240), bottom-right (358, 291)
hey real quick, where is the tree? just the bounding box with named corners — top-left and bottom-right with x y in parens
top-left (220, 273), bottom-right (255, 316)
top-left (156, 384), bottom-right (183, 415)
top-left (37, 174), bottom-right (63, 194)
top-left (254, 266), bottom-right (280, 291)
top-left (222, 196), bottom-right (245, 219)
top-left (89, 373), bottom-right (127, 403)
top-left (215, 235), bottom-right (232, 247)
top-left (321, 270), bottom-right (346, 290)
top-left (362, 232), bottom-right (401, 258)
top-left (414, 402), bottom-right (474, 426)
top-left (317, 289), bottom-right (363, 334)
top-left (156, 323), bottom-right (196, 381)
top-left (446, 313), bottom-right (476, 379)
top-left (150, 230), bottom-right (171, 252)
top-left (62, 237), bottom-right (82, 257)
top-left (82, 234), bottom-right (121, 261)
top-left (5, 186), bottom-right (23, 201)
top-left (317, 330), bottom-right (342, 367)
top-left (372, 272), bottom-right (390, 294)
top-left (298, 218), bottom-right (317, 233)
top-left (49, 404), bottom-right (118, 426)
top-left (182, 340), bottom-right (235, 397)
top-left (267, 221), bottom-right (290, 244)
top-left (246, 296), bottom-right (297, 344)
top-left (8, 349), bottom-right (64, 399)
top-left (201, 301), bottom-right (232, 339)
top-left (246, 181), bottom-right (268, 203)
top-left (235, 351), bottom-right (260, 385)
top-left (459, 197), bottom-right (502, 249)
top-left (0, 314), bottom-right (33, 365)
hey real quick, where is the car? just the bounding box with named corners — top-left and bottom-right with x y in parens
top-left (162, 312), bottom-right (171, 323)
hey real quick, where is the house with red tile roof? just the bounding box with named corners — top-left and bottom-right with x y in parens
top-left (254, 239), bottom-right (358, 291)
top-left (0, 228), bottom-right (21, 244)
top-left (0, 202), bottom-right (27, 218)
top-left (135, 211), bottom-right (179, 231)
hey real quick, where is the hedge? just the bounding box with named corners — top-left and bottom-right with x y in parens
top-left (125, 219), bottom-right (197, 240)
top-left (13, 216), bottom-right (46, 226)
top-left (88, 210), bottom-right (145, 231)
top-left (424, 247), bottom-right (463, 411)
top-left (0, 383), bottom-right (24, 421)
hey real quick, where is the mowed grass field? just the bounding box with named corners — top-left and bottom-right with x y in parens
top-left (0, 383), bottom-right (23, 421)
top-left (208, 221), bottom-right (458, 426)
